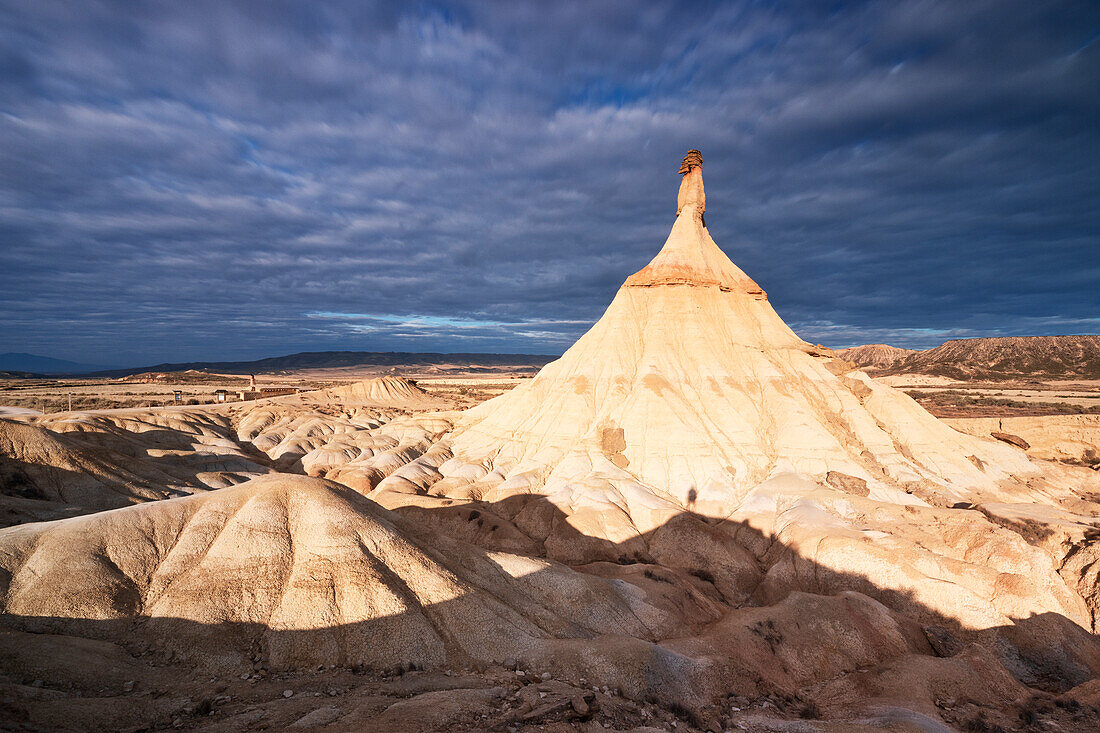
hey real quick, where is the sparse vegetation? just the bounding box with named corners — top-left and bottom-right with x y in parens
top-left (798, 700), bottom-right (821, 719)
top-left (978, 509), bottom-right (1057, 545)
top-left (845, 336), bottom-right (1100, 381)
top-left (643, 568), bottom-right (674, 584)
top-left (905, 389), bottom-right (1100, 418)
top-left (749, 619), bottom-right (784, 653)
top-left (689, 567), bottom-right (715, 584)
top-left (961, 710), bottom-right (1007, 732)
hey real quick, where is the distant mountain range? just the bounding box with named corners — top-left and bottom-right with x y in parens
top-left (838, 335), bottom-right (1100, 380)
top-left (0, 352), bottom-right (118, 375)
top-left (8, 336), bottom-right (1098, 381)
top-left (70, 350), bottom-right (557, 378)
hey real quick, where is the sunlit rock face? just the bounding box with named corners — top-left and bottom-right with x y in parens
top-left (365, 154), bottom-right (1100, 643)
top-left (353, 153), bottom-right (1100, 705)
top-left (947, 414), bottom-right (1100, 465)
top-left (434, 151), bottom-right (1046, 518)
top-left (0, 475), bottom-right (681, 668)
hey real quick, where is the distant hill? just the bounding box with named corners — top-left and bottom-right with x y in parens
top-left (834, 344), bottom-right (917, 371)
top-left (119, 369), bottom-right (250, 384)
top-left (839, 335), bottom-right (1100, 380)
top-left (0, 352), bottom-right (116, 375)
top-left (0, 370), bottom-right (41, 379)
top-left (87, 350), bottom-right (557, 378)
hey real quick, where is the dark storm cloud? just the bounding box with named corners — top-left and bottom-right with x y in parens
top-left (1, 0), bottom-right (1097, 364)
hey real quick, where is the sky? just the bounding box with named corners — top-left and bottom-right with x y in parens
top-left (1, 0), bottom-right (1098, 366)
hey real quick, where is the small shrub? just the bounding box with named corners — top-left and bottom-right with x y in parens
top-left (749, 619), bottom-right (783, 653)
top-left (962, 711), bottom-right (1006, 732)
top-left (666, 701), bottom-right (704, 729)
top-left (643, 568), bottom-right (673, 584)
top-left (798, 701), bottom-right (820, 719)
top-left (690, 567), bottom-right (716, 584)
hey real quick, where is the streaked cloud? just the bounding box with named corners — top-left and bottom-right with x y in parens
top-left (1, 0), bottom-right (1096, 363)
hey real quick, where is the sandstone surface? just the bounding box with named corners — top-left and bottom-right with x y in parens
top-left (947, 414), bottom-right (1100, 466)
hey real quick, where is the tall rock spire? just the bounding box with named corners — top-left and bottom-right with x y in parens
top-left (677, 149), bottom-right (705, 216)
top-left (625, 149), bottom-right (764, 298)
top-left (432, 150), bottom-right (1037, 528)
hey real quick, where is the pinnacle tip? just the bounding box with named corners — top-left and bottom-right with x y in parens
top-left (679, 150), bottom-right (703, 175)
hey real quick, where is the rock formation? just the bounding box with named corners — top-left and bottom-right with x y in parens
top-left (842, 335), bottom-right (1100, 379)
top-left (362, 150), bottom-right (1100, 715)
top-left (947, 414), bottom-right (1100, 466)
top-left (835, 343), bottom-right (918, 371)
top-left (0, 475), bottom-right (683, 671)
top-left (323, 376), bottom-right (435, 407)
top-left (0, 376), bottom-right (451, 527)
top-left (2, 152), bottom-right (1100, 731)
top-left (411, 151), bottom-right (1063, 525)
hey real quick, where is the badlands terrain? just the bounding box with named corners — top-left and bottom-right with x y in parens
top-left (838, 339), bottom-right (1100, 419)
top-left (3, 152), bottom-right (1100, 733)
top-left (0, 351), bottom-right (549, 415)
top-left (838, 336), bottom-right (1100, 381)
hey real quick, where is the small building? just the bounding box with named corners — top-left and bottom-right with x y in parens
top-left (260, 387), bottom-right (299, 397)
top-left (237, 386), bottom-right (299, 401)
top-left (236, 374), bottom-right (300, 401)
top-left (233, 374), bottom-right (303, 401)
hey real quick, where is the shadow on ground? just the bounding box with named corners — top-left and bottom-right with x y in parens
top-left (2, 482), bottom-right (1100, 732)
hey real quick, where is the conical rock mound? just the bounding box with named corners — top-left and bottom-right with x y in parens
top-left (437, 151), bottom-right (1040, 526)
top-left (325, 376), bottom-right (435, 407)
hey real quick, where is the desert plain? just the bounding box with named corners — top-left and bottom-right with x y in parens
top-left (2, 153), bottom-right (1100, 733)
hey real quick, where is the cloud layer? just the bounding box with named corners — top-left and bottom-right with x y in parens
top-left (1, 0), bottom-right (1097, 364)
